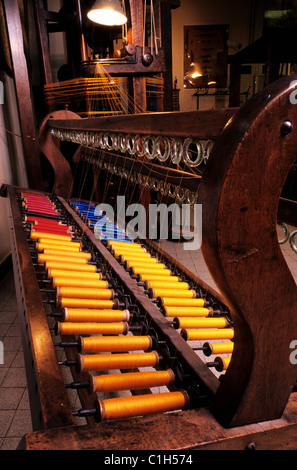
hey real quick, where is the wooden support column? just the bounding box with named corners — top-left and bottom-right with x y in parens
top-left (75, 0), bottom-right (92, 115)
top-left (159, 1), bottom-right (172, 111)
top-left (33, 0), bottom-right (53, 86)
top-left (129, 0), bottom-right (147, 113)
top-left (75, 0), bottom-right (89, 63)
top-left (3, 0), bottom-right (43, 190)
top-left (33, 0), bottom-right (54, 113)
top-left (128, 0), bottom-right (150, 233)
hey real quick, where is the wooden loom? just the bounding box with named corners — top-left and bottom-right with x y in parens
top-left (2, 73), bottom-right (297, 450)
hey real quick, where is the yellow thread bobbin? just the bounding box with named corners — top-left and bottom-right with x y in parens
top-left (149, 288), bottom-right (196, 299)
top-left (58, 298), bottom-right (117, 309)
top-left (31, 231), bottom-right (72, 242)
top-left (130, 266), bottom-right (171, 276)
top-left (38, 253), bottom-right (90, 264)
top-left (96, 390), bottom-right (189, 422)
top-left (144, 278), bottom-right (181, 288)
top-left (210, 356), bottom-right (231, 372)
top-left (56, 286), bottom-right (114, 300)
top-left (202, 341), bottom-right (234, 356)
top-left (79, 335), bottom-right (153, 353)
top-left (158, 298), bottom-right (206, 308)
top-left (37, 240), bottom-right (81, 251)
top-left (56, 321), bottom-right (129, 335)
top-left (41, 250), bottom-right (91, 260)
top-left (90, 369), bottom-right (175, 393)
top-left (173, 317), bottom-right (229, 329)
top-left (78, 351), bottom-right (159, 372)
top-left (181, 328), bottom-right (234, 341)
top-left (45, 261), bottom-right (97, 272)
top-left (48, 269), bottom-right (102, 280)
top-left (135, 271), bottom-right (173, 280)
top-left (162, 306), bottom-right (211, 317)
top-left (52, 278), bottom-right (108, 289)
top-left (63, 308), bottom-right (130, 323)
top-left (145, 280), bottom-right (190, 290)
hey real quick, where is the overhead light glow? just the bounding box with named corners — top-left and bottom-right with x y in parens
top-left (192, 72), bottom-right (202, 79)
top-left (87, 0), bottom-right (127, 26)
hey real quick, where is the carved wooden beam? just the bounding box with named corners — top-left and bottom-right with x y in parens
top-left (198, 75), bottom-right (297, 427)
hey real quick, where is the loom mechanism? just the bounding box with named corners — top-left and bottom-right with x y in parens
top-left (50, 125), bottom-right (210, 205)
top-left (13, 188), bottom-right (228, 420)
top-left (50, 126), bottom-right (214, 168)
top-left (3, 73), bottom-right (297, 449)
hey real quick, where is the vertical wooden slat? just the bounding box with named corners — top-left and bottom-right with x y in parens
top-left (75, 0), bottom-right (88, 62)
top-left (129, 0), bottom-right (147, 113)
top-left (159, 1), bottom-right (173, 111)
top-left (3, 0), bottom-right (43, 190)
top-left (33, 0), bottom-right (53, 86)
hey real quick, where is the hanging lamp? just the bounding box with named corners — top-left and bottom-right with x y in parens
top-left (87, 0), bottom-right (127, 26)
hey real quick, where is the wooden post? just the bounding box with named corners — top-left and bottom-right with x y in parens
top-left (33, 0), bottom-right (53, 86)
top-left (75, 0), bottom-right (92, 115)
top-left (3, 0), bottom-right (43, 190)
top-left (158, 0), bottom-right (173, 111)
top-left (199, 75), bottom-right (297, 426)
top-left (32, 0), bottom-right (55, 114)
top-left (128, 0), bottom-right (150, 233)
top-left (129, 0), bottom-right (147, 113)
top-left (75, 0), bottom-right (89, 63)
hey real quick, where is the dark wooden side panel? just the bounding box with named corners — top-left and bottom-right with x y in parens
top-left (198, 75), bottom-right (297, 427)
top-left (6, 186), bottom-right (74, 430)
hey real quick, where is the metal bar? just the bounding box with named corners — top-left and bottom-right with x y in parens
top-left (82, 149), bottom-right (201, 193)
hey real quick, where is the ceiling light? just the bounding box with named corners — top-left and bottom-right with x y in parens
top-left (87, 0), bottom-right (127, 26)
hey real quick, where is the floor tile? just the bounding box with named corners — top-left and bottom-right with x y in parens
top-left (17, 389), bottom-right (30, 410)
top-left (1, 368), bottom-right (27, 388)
top-left (1, 336), bottom-right (22, 352)
top-left (0, 388), bottom-right (25, 410)
top-left (0, 311), bottom-right (18, 324)
top-left (0, 437), bottom-right (23, 450)
top-left (0, 411), bottom-right (15, 438)
top-left (0, 350), bottom-right (18, 369)
top-left (6, 410), bottom-right (32, 438)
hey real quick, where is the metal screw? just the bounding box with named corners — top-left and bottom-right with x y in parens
top-left (246, 442), bottom-right (256, 450)
top-left (281, 120), bottom-right (293, 137)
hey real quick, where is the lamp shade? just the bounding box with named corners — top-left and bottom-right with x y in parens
top-left (87, 0), bottom-right (127, 26)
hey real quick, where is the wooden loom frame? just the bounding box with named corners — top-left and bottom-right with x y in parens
top-left (3, 74), bottom-right (297, 449)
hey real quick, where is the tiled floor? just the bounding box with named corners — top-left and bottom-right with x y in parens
top-left (0, 272), bottom-right (32, 450)
top-left (0, 226), bottom-right (296, 450)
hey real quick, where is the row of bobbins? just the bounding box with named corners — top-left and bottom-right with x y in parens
top-left (21, 191), bottom-right (190, 422)
top-left (109, 239), bottom-right (233, 375)
top-left (71, 200), bottom-right (233, 377)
